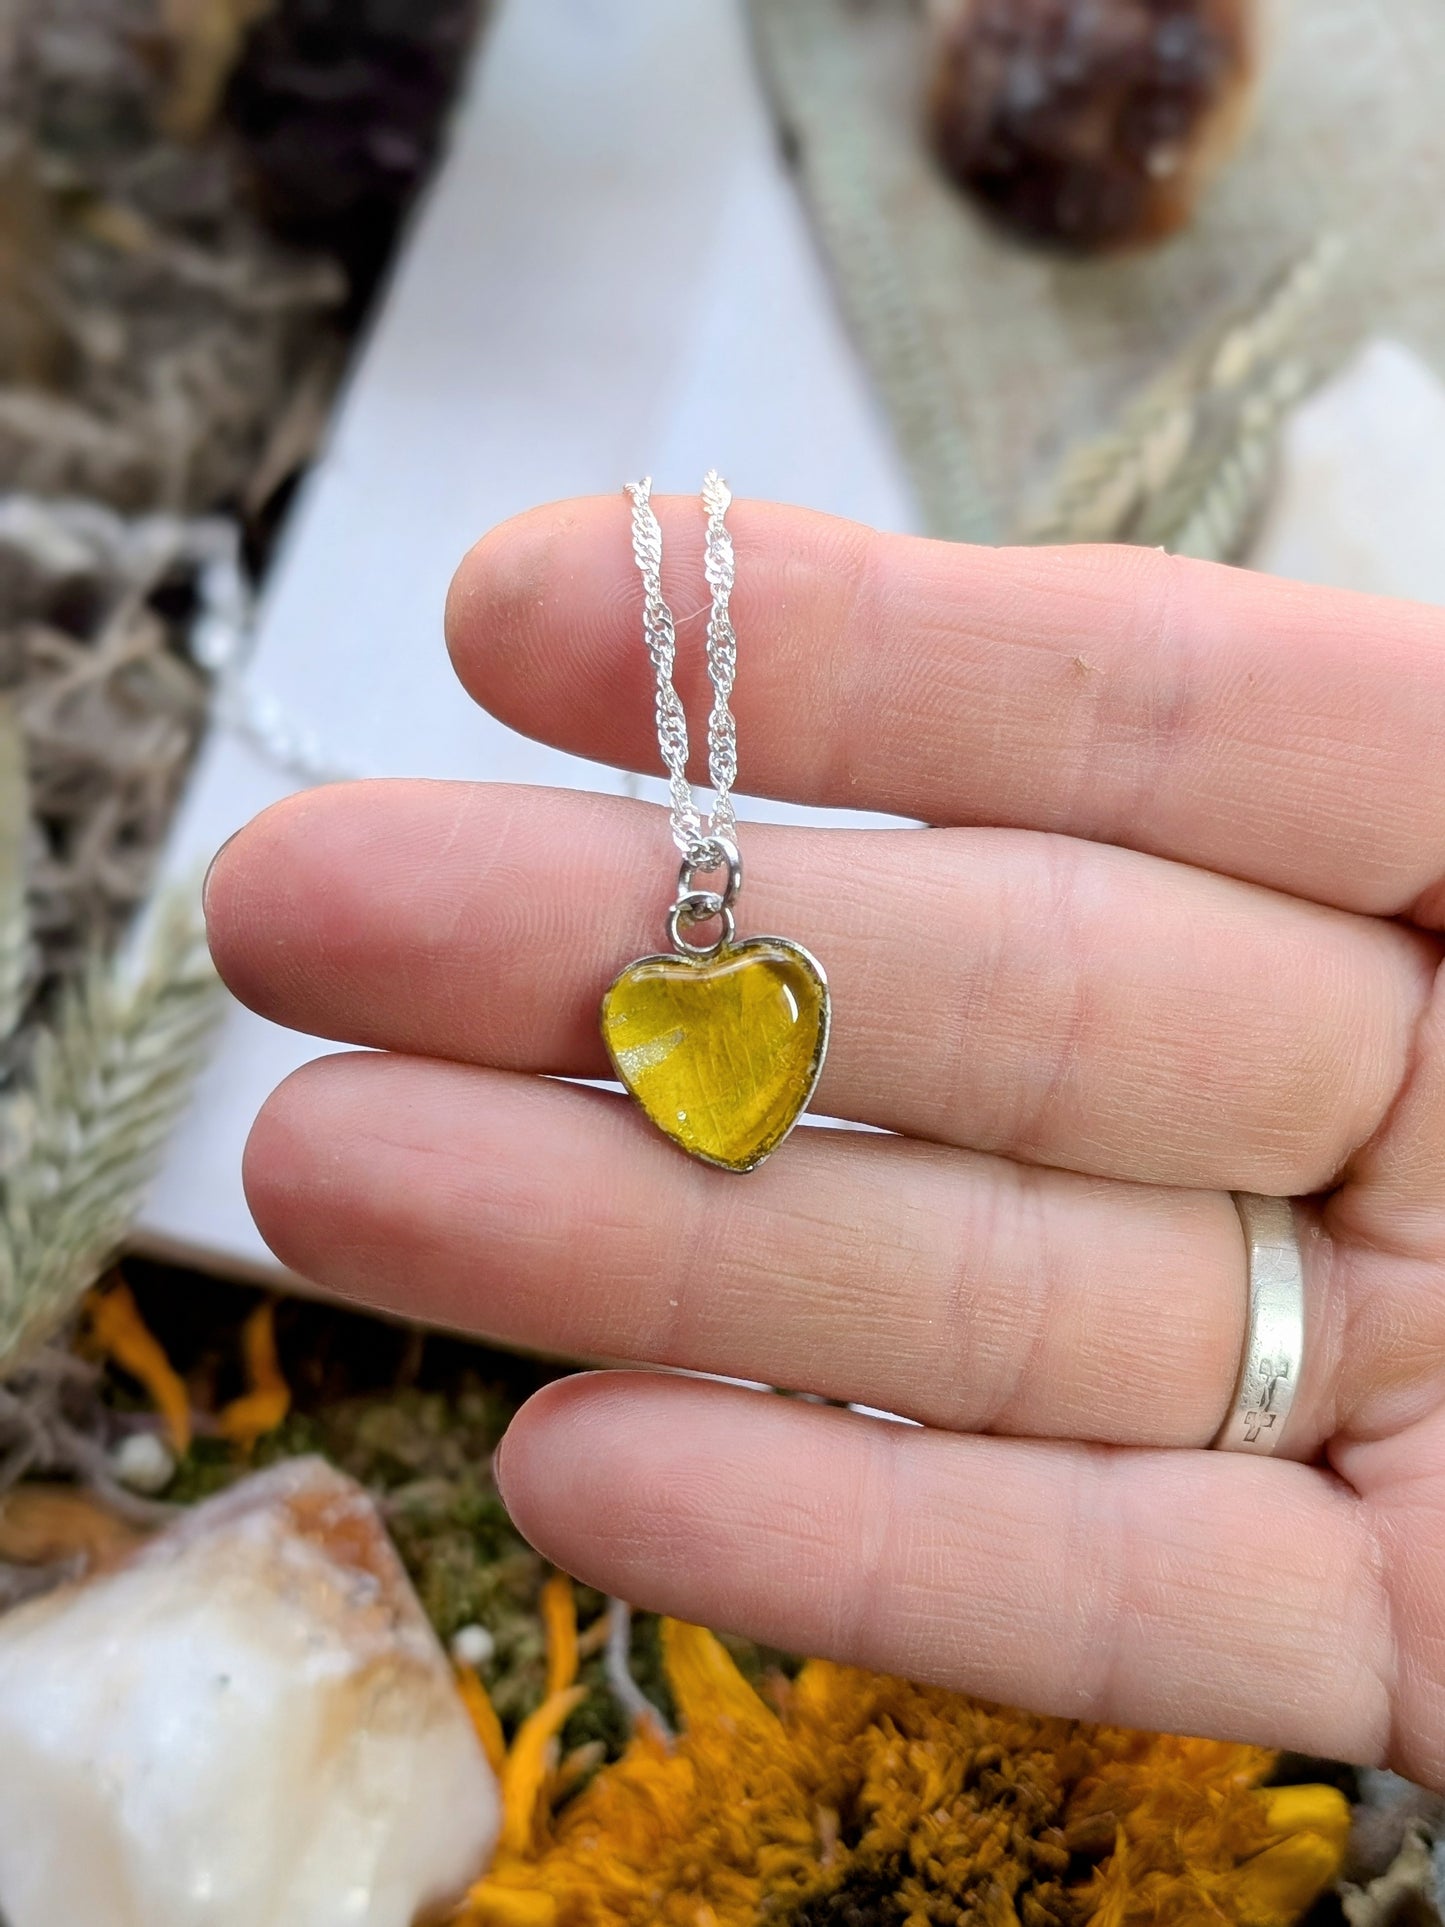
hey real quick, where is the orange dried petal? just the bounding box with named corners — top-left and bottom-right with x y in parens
top-left (458, 1663), bottom-right (508, 1779)
top-left (541, 1574), bottom-right (579, 1699)
top-left (87, 1283), bottom-right (191, 1453)
top-left (217, 1300), bottom-right (290, 1451)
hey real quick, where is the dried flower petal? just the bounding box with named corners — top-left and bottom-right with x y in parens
top-left (216, 1299), bottom-right (289, 1450)
top-left (86, 1281), bottom-right (192, 1452)
top-left (465, 1616), bottom-right (1347, 1926)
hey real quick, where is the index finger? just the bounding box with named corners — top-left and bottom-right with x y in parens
top-left (446, 496), bottom-right (1445, 920)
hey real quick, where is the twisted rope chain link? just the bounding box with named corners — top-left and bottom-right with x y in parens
top-left (700, 470), bottom-right (739, 855)
top-left (624, 473), bottom-right (739, 871)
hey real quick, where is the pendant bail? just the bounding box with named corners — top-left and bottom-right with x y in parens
top-left (676, 836), bottom-right (743, 911)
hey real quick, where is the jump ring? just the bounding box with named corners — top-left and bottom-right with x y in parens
top-left (667, 893), bottom-right (735, 958)
top-left (677, 836), bottom-right (742, 911)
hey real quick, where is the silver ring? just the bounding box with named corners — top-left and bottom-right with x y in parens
top-left (1212, 1193), bottom-right (1305, 1455)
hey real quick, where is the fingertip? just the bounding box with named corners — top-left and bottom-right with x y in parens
top-left (496, 1368), bottom-right (727, 1499)
top-left (488, 1377), bottom-right (879, 1637)
top-left (201, 805), bottom-right (280, 999)
top-left (200, 826), bottom-right (241, 930)
top-left (201, 788), bottom-right (343, 1012)
top-left (492, 1370), bottom-right (641, 1547)
top-left (444, 495), bottom-right (642, 732)
top-left (243, 1048), bottom-right (421, 1292)
top-left (200, 817), bottom-right (257, 965)
top-left (443, 503), bottom-right (566, 665)
top-left (442, 491), bottom-right (890, 796)
top-left (241, 1056), bottom-right (324, 1272)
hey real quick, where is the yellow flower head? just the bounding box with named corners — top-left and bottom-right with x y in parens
top-left (463, 1595), bottom-right (1348, 1927)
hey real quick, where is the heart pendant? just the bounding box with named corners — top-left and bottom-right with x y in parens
top-left (600, 937), bottom-right (830, 1172)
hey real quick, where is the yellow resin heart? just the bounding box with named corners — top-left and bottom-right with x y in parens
top-left (600, 938), bottom-right (829, 1172)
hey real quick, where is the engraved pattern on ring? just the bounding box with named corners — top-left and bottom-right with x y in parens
top-left (1213, 1192), bottom-right (1306, 1455)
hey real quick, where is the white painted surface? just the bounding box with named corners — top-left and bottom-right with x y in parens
top-left (137, 0), bottom-right (917, 1278)
top-left (1251, 338), bottom-right (1445, 605)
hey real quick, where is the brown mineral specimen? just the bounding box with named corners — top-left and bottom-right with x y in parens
top-left (928, 0), bottom-right (1259, 252)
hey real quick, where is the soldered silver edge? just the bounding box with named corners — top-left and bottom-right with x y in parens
top-left (599, 934), bottom-right (831, 1174)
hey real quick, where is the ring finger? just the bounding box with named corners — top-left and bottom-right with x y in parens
top-left (243, 1049), bottom-right (1338, 1452)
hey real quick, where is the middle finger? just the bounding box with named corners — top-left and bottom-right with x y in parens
top-left (206, 780), bottom-right (1435, 1193)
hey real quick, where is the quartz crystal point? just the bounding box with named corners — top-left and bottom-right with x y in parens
top-left (0, 1457), bottom-right (500, 1927)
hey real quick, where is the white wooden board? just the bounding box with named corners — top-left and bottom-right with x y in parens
top-left (1250, 339), bottom-right (1445, 606)
top-left (136, 0), bottom-right (918, 1279)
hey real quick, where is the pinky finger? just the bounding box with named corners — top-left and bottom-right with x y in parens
top-left (495, 1373), bottom-right (1394, 1767)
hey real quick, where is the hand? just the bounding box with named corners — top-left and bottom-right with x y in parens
top-left (204, 497), bottom-right (1445, 1784)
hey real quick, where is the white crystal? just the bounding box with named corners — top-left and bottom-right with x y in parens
top-left (450, 1623), bottom-right (495, 1668)
top-left (0, 1457), bottom-right (500, 1927)
top-left (109, 1431), bottom-right (176, 1495)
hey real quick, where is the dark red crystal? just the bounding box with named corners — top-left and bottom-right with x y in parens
top-left (929, 0), bottom-right (1256, 251)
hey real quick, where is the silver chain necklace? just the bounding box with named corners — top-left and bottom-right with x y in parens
top-left (600, 473), bottom-right (830, 1174)
top-left (624, 471), bottom-right (738, 873)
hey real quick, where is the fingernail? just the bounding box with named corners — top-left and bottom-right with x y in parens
top-left (491, 1431), bottom-right (513, 1509)
top-left (201, 828), bottom-right (241, 921)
